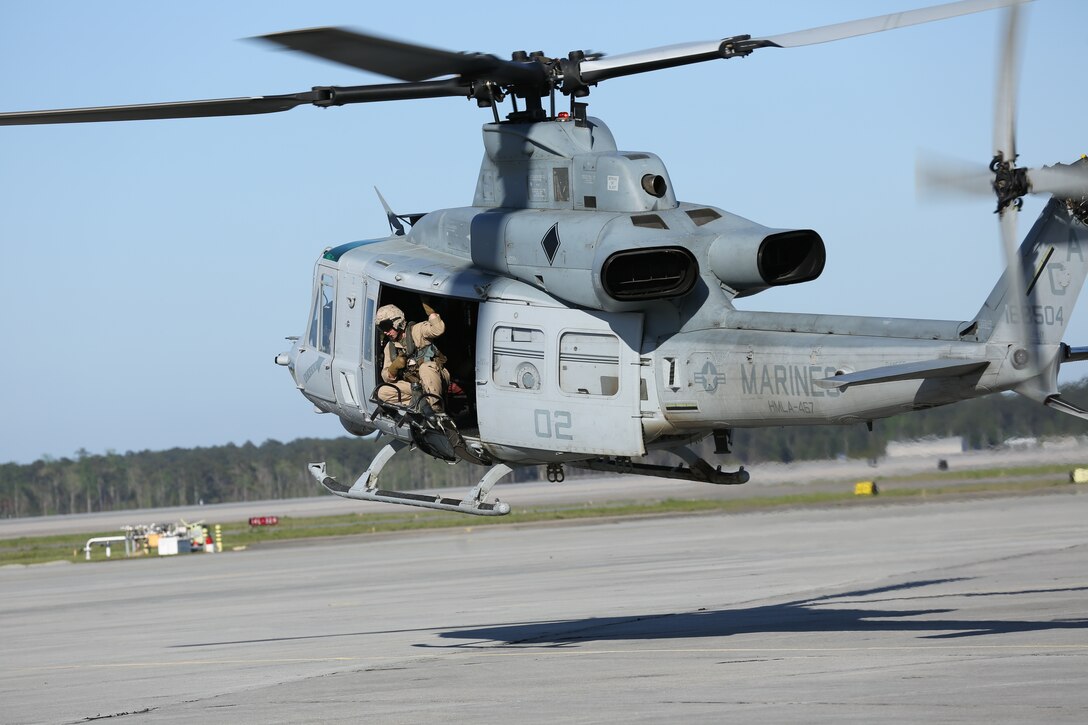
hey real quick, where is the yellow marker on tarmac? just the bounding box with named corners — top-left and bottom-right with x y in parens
top-left (854, 481), bottom-right (879, 496)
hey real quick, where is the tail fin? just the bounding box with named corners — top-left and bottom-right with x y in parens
top-left (975, 196), bottom-right (1088, 346)
top-left (973, 189), bottom-right (1088, 416)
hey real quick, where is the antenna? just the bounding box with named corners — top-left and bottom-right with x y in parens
top-left (374, 187), bottom-right (405, 236)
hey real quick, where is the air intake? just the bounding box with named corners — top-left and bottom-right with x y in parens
top-left (601, 246), bottom-right (697, 300)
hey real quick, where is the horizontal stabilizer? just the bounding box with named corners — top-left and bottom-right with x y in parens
top-left (815, 358), bottom-right (989, 392)
top-left (1062, 344), bottom-right (1088, 363)
top-left (1043, 395), bottom-right (1088, 422)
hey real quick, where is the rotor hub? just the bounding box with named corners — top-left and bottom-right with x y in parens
top-left (990, 154), bottom-right (1029, 214)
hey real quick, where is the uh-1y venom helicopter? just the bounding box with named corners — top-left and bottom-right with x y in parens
top-left (5, 0), bottom-right (1088, 516)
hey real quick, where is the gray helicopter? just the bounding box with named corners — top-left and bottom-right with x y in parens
top-left (4, 0), bottom-right (1088, 516)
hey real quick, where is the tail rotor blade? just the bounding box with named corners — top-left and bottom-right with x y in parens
top-left (993, 4), bottom-right (1021, 164)
top-left (915, 151), bottom-right (994, 201)
top-left (1027, 163), bottom-right (1088, 199)
top-left (917, 8), bottom-right (1088, 210)
top-left (999, 206), bottom-right (1040, 374)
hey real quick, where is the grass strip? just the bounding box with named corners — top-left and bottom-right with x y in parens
top-left (1, 476), bottom-right (1081, 567)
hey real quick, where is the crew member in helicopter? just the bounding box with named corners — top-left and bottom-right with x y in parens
top-left (374, 301), bottom-right (449, 414)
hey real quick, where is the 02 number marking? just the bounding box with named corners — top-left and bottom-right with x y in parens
top-left (534, 409), bottom-right (573, 440)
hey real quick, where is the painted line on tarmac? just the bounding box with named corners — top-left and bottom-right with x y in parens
top-left (16, 642), bottom-right (1087, 673)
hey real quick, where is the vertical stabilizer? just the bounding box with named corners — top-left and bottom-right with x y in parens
top-left (976, 196), bottom-right (1088, 346)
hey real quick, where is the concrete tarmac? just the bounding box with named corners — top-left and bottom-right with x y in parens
top-left (2, 490), bottom-right (1088, 723)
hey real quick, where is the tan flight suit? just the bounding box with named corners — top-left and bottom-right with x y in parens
top-left (377, 312), bottom-right (449, 409)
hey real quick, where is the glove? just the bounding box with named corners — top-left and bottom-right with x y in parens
top-left (388, 354), bottom-right (407, 374)
top-left (422, 301), bottom-right (436, 317)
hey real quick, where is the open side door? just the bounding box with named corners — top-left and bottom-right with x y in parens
top-left (475, 301), bottom-right (644, 457)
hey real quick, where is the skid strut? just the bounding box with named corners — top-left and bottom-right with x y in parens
top-left (308, 442), bottom-right (512, 516)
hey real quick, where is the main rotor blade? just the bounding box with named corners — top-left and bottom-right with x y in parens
top-left (257, 27), bottom-right (545, 87)
top-left (0, 92), bottom-right (320, 125)
top-left (578, 0), bottom-right (1025, 84)
top-left (0, 79), bottom-right (471, 126)
top-left (994, 4), bottom-right (1022, 162)
top-left (764, 0), bottom-right (1025, 49)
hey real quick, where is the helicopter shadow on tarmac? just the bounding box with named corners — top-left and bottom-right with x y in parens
top-left (165, 578), bottom-right (1088, 651)
top-left (425, 578), bottom-right (1088, 648)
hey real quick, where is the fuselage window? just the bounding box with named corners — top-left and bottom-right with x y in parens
top-left (559, 332), bottom-right (620, 396)
top-left (493, 325), bottom-right (544, 390)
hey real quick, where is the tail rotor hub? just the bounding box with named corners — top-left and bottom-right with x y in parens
top-left (990, 153), bottom-right (1029, 214)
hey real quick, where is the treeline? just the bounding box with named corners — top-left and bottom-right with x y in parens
top-left (0, 438), bottom-right (494, 519)
top-left (4, 379), bottom-right (1088, 518)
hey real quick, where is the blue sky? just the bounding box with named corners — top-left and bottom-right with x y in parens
top-left (1, 0), bottom-right (1086, 464)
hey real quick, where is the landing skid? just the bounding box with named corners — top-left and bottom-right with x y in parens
top-left (311, 442), bottom-right (746, 517)
top-left (308, 446), bottom-right (512, 516)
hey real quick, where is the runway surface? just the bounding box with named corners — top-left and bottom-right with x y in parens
top-left (2, 490), bottom-right (1087, 723)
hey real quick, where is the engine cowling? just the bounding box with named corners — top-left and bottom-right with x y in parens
top-left (708, 228), bottom-right (825, 297)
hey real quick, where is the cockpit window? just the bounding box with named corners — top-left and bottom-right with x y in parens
top-left (308, 272), bottom-right (336, 354)
top-left (319, 274), bottom-right (335, 354)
